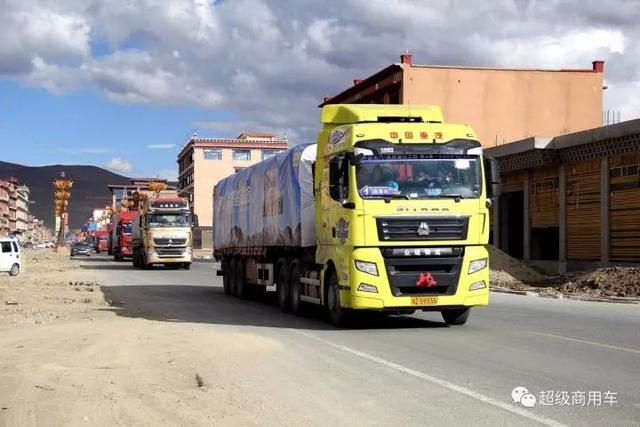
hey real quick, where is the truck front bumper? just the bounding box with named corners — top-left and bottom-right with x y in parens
top-left (146, 248), bottom-right (192, 264)
top-left (341, 245), bottom-right (489, 310)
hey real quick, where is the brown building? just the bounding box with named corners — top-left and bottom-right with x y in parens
top-left (107, 178), bottom-right (176, 211)
top-left (486, 119), bottom-right (640, 272)
top-left (0, 180), bottom-right (10, 235)
top-left (177, 133), bottom-right (288, 250)
top-left (321, 54), bottom-right (605, 147)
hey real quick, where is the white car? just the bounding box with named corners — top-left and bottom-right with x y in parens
top-left (0, 237), bottom-right (22, 276)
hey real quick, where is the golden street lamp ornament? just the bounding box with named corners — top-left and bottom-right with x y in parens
top-left (53, 172), bottom-right (73, 251)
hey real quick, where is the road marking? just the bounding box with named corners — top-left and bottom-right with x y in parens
top-left (529, 331), bottom-right (640, 355)
top-left (298, 332), bottom-right (566, 427)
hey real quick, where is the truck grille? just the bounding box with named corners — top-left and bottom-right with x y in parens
top-left (382, 247), bottom-right (463, 296)
top-left (154, 238), bottom-right (187, 246)
top-left (156, 247), bottom-right (186, 257)
top-left (376, 216), bottom-right (469, 241)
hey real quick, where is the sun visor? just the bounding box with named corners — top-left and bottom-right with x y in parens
top-left (354, 139), bottom-right (481, 155)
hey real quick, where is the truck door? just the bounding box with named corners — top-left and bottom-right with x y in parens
top-left (0, 241), bottom-right (13, 270)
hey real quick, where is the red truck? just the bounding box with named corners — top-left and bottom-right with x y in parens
top-left (95, 228), bottom-right (109, 253)
top-left (110, 211), bottom-right (139, 261)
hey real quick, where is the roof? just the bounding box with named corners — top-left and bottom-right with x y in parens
top-left (319, 64), bottom-right (401, 107)
top-left (320, 57), bottom-right (603, 107)
top-left (177, 136), bottom-right (288, 159)
top-left (486, 119), bottom-right (640, 159)
top-left (237, 133), bottom-right (276, 139)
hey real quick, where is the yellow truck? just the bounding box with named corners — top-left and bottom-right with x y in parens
top-left (214, 104), bottom-right (500, 325)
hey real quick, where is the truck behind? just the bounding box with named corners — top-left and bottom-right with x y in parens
top-left (110, 210), bottom-right (139, 261)
top-left (131, 197), bottom-right (194, 269)
top-left (214, 104), bottom-right (500, 326)
top-left (95, 228), bottom-right (108, 253)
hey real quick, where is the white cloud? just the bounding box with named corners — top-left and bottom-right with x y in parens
top-left (105, 156), bottom-right (133, 173)
top-left (1, 0), bottom-right (639, 138)
top-left (147, 144), bottom-right (177, 149)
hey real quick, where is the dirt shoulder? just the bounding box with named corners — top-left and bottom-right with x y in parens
top-left (487, 245), bottom-right (640, 302)
top-left (0, 250), bottom-right (106, 326)
top-left (0, 251), bottom-right (338, 427)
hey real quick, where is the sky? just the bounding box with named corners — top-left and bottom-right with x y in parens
top-left (1, 0), bottom-right (639, 179)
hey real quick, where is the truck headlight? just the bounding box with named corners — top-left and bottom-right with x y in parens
top-left (355, 260), bottom-right (378, 276)
top-left (468, 258), bottom-right (487, 274)
top-left (357, 283), bottom-right (378, 293)
top-left (185, 247), bottom-right (192, 254)
top-left (469, 281), bottom-right (487, 291)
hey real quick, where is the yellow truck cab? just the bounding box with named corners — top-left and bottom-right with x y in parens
top-left (214, 104), bottom-right (500, 326)
top-left (316, 104), bottom-right (500, 325)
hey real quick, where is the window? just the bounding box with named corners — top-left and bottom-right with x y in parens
top-left (262, 150), bottom-right (278, 160)
top-left (329, 155), bottom-right (349, 202)
top-left (12, 242), bottom-right (19, 252)
top-left (233, 150), bottom-right (251, 161)
top-left (234, 167), bottom-right (246, 173)
top-left (1, 242), bottom-right (11, 253)
top-left (203, 149), bottom-right (221, 160)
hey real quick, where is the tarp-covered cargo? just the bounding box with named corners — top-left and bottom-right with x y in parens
top-left (213, 144), bottom-right (316, 250)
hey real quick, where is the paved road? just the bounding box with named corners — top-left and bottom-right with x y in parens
top-left (82, 255), bottom-right (640, 426)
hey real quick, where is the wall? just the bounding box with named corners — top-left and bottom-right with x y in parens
top-left (402, 66), bottom-right (603, 147)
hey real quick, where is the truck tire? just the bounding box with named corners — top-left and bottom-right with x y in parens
top-left (8, 264), bottom-right (20, 277)
top-left (143, 252), bottom-right (152, 270)
top-left (289, 259), bottom-right (303, 316)
top-left (276, 258), bottom-right (290, 312)
top-left (222, 259), bottom-right (232, 295)
top-left (441, 308), bottom-right (470, 325)
top-left (133, 249), bottom-right (140, 268)
top-left (183, 263), bottom-right (191, 270)
top-left (234, 258), bottom-right (249, 299)
top-left (227, 258), bottom-right (236, 296)
top-left (326, 268), bottom-right (350, 327)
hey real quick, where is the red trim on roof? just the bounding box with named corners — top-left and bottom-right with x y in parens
top-left (319, 64), bottom-right (402, 106)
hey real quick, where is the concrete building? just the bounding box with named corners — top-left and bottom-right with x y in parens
top-left (486, 119), bottom-right (640, 272)
top-left (321, 54), bottom-right (605, 147)
top-left (177, 133), bottom-right (288, 250)
top-left (7, 178), bottom-right (18, 236)
top-left (108, 178), bottom-right (176, 210)
top-left (0, 180), bottom-right (10, 235)
top-left (15, 185), bottom-right (30, 241)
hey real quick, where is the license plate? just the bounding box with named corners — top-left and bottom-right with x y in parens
top-left (411, 296), bottom-right (439, 306)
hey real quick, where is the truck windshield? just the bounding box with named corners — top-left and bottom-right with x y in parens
top-left (356, 156), bottom-right (481, 199)
top-left (122, 223), bottom-right (132, 234)
top-left (148, 213), bottom-right (190, 227)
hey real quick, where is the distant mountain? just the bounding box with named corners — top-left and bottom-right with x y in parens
top-left (0, 161), bottom-right (130, 230)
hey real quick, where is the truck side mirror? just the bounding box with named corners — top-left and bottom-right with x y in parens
top-left (191, 214), bottom-right (199, 227)
top-left (341, 201), bottom-right (356, 209)
top-left (484, 157), bottom-right (501, 200)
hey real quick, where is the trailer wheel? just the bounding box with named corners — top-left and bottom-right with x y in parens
top-left (132, 249), bottom-right (138, 268)
top-left (222, 259), bottom-right (232, 295)
top-left (326, 269), bottom-right (350, 327)
top-left (441, 308), bottom-right (470, 325)
top-left (276, 258), bottom-right (290, 312)
top-left (289, 260), bottom-right (303, 316)
top-left (227, 258), bottom-right (236, 296)
top-left (234, 258), bottom-right (249, 299)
